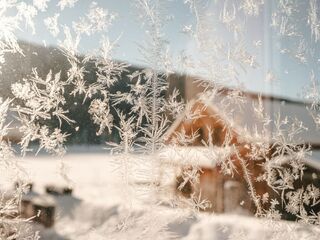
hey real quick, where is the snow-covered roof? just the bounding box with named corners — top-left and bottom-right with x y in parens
top-left (165, 89), bottom-right (320, 166)
top-left (269, 152), bottom-right (320, 171)
top-left (219, 93), bottom-right (320, 144)
top-left (160, 146), bottom-right (320, 171)
top-left (159, 146), bottom-right (235, 168)
top-left (168, 89), bottom-right (320, 145)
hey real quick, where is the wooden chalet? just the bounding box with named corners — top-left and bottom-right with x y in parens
top-left (162, 90), bottom-right (320, 217)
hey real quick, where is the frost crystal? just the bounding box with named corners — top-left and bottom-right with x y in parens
top-left (0, 0), bottom-right (319, 239)
top-left (44, 13), bottom-right (60, 37)
top-left (33, 0), bottom-right (50, 12)
top-left (308, 0), bottom-right (320, 42)
top-left (57, 0), bottom-right (78, 10)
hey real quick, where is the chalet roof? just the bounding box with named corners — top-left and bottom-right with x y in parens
top-left (160, 146), bottom-right (320, 171)
top-left (269, 152), bottom-right (320, 171)
top-left (165, 88), bottom-right (320, 165)
top-left (166, 89), bottom-right (320, 146)
top-left (159, 146), bottom-right (231, 168)
top-left (217, 91), bottom-right (320, 145)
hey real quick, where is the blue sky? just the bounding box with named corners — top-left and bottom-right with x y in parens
top-left (15, 0), bottom-right (320, 101)
top-left (17, 1), bottom-right (192, 64)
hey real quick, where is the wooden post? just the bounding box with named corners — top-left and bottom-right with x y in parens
top-left (20, 197), bottom-right (35, 219)
top-left (32, 196), bottom-right (55, 228)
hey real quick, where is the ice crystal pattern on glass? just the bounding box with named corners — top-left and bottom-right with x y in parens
top-left (0, 0), bottom-right (319, 239)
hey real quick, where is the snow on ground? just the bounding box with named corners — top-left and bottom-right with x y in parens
top-left (0, 150), bottom-right (319, 239)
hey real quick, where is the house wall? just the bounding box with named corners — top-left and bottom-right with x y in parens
top-left (168, 101), bottom-right (272, 214)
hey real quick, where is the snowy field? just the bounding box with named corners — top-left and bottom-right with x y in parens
top-left (1, 151), bottom-right (319, 240)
